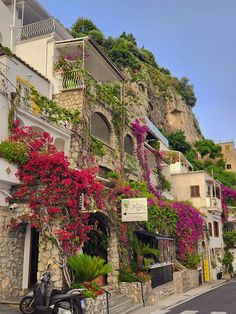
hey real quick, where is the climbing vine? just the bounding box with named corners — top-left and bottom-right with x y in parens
top-left (54, 52), bottom-right (129, 138)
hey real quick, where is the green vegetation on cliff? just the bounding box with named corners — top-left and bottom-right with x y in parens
top-left (166, 130), bottom-right (236, 189)
top-left (70, 18), bottom-right (197, 107)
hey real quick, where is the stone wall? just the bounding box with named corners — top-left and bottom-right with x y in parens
top-left (37, 241), bottom-right (63, 289)
top-left (0, 204), bottom-right (64, 300)
top-left (118, 269), bottom-right (199, 306)
top-left (181, 269), bottom-right (199, 292)
top-left (53, 90), bottom-right (84, 111)
top-left (119, 280), bottom-right (174, 306)
top-left (107, 231), bottom-right (120, 289)
top-left (0, 207), bottom-right (25, 300)
top-left (85, 294), bottom-right (107, 314)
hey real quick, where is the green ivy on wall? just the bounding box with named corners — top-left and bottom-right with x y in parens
top-left (91, 137), bottom-right (106, 157)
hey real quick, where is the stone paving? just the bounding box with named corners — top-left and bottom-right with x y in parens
top-left (0, 304), bottom-right (21, 313)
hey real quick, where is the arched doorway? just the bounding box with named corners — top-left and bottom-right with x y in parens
top-left (83, 212), bottom-right (111, 286)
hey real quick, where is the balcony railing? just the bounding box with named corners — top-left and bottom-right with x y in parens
top-left (61, 70), bottom-right (85, 91)
top-left (16, 18), bottom-right (72, 42)
top-left (0, 61), bottom-right (8, 94)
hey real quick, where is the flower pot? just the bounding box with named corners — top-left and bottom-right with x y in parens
top-left (93, 275), bottom-right (106, 287)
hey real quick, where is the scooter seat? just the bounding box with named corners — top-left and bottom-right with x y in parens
top-left (51, 293), bottom-right (72, 302)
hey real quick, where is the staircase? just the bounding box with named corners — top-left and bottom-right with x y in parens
top-left (108, 290), bottom-right (143, 314)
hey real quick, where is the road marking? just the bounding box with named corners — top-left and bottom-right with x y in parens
top-left (151, 310), bottom-right (170, 314)
top-left (178, 311), bottom-right (199, 314)
top-left (210, 312), bottom-right (227, 314)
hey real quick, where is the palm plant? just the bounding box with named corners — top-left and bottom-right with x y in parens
top-left (68, 254), bottom-right (112, 283)
top-left (131, 236), bottom-right (159, 269)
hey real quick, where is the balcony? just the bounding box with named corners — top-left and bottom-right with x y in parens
top-left (58, 70), bottom-right (85, 91)
top-left (15, 18), bottom-right (72, 42)
top-left (145, 118), bottom-right (169, 148)
top-left (206, 197), bottom-right (222, 210)
top-left (169, 150), bottom-right (193, 174)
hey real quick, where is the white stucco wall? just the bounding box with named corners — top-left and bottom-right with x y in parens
top-left (0, 93), bottom-right (9, 141)
top-left (15, 37), bottom-right (55, 79)
top-left (0, 0), bottom-right (12, 47)
top-left (2, 55), bottom-right (50, 95)
top-left (171, 172), bottom-right (207, 208)
top-left (0, 54), bottom-right (50, 141)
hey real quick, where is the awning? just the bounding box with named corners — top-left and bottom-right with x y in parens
top-left (136, 230), bottom-right (174, 241)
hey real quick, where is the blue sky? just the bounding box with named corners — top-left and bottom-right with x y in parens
top-left (39, 0), bottom-right (236, 144)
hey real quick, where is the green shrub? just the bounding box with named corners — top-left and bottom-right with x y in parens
top-left (119, 269), bottom-right (151, 283)
top-left (71, 282), bottom-right (104, 299)
top-left (68, 254), bottom-right (112, 283)
top-left (222, 251), bottom-right (234, 274)
top-left (183, 252), bottom-right (201, 269)
top-left (91, 137), bottom-right (106, 157)
top-left (0, 141), bottom-right (28, 166)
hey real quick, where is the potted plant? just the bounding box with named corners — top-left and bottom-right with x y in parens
top-left (131, 236), bottom-right (159, 269)
top-left (68, 254), bottom-right (112, 296)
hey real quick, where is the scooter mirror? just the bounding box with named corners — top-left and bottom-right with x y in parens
top-left (47, 264), bottom-right (51, 270)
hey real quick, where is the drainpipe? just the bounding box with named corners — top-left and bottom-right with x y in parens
top-left (44, 36), bottom-right (55, 98)
top-left (10, 0), bottom-right (17, 51)
top-left (44, 36), bottom-right (54, 77)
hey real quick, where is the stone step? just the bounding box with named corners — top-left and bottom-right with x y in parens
top-left (109, 298), bottom-right (133, 313)
top-left (1, 298), bottom-right (20, 305)
top-left (110, 303), bottom-right (143, 314)
top-left (108, 293), bottom-right (126, 307)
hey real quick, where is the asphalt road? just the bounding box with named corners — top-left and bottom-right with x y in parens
top-left (155, 279), bottom-right (236, 314)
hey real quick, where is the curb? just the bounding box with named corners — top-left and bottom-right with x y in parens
top-left (163, 280), bottom-right (228, 311)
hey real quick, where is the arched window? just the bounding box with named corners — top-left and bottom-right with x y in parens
top-left (99, 166), bottom-right (112, 179)
top-left (124, 134), bottom-right (134, 156)
top-left (54, 138), bottom-right (65, 152)
top-left (91, 112), bottom-right (111, 145)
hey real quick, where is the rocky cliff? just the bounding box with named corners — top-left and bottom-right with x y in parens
top-left (125, 69), bottom-right (202, 144)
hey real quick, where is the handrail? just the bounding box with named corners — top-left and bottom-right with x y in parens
top-left (104, 290), bottom-right (111, 314)
top-left (0, 61), bottom-right (8, 94)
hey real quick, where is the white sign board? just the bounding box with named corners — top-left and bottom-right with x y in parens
top-left (121, 198), bottom-right (148, 222)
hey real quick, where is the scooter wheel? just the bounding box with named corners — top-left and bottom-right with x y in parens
top-left (19, 296), bottom-right (36, 314)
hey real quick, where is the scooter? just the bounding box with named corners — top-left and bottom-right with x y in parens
top-left (19, 265), bottom-right (85, 314)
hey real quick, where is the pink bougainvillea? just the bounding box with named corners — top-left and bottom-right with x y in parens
top-left (131, 118), bottom-right (161, 198)
top-left (131, 118), bottom-right (205, 262)
top-left (221, 185), bottom-right (236, 222)
top-left (172, 202), bottom-right (204, 261)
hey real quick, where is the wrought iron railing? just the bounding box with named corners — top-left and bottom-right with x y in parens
top-left (104, 290), bottom-right (111, 314)
top-left (0, 61), bottom-right (8, 94)
top-left (61, 70), bottom-right (85, 90)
